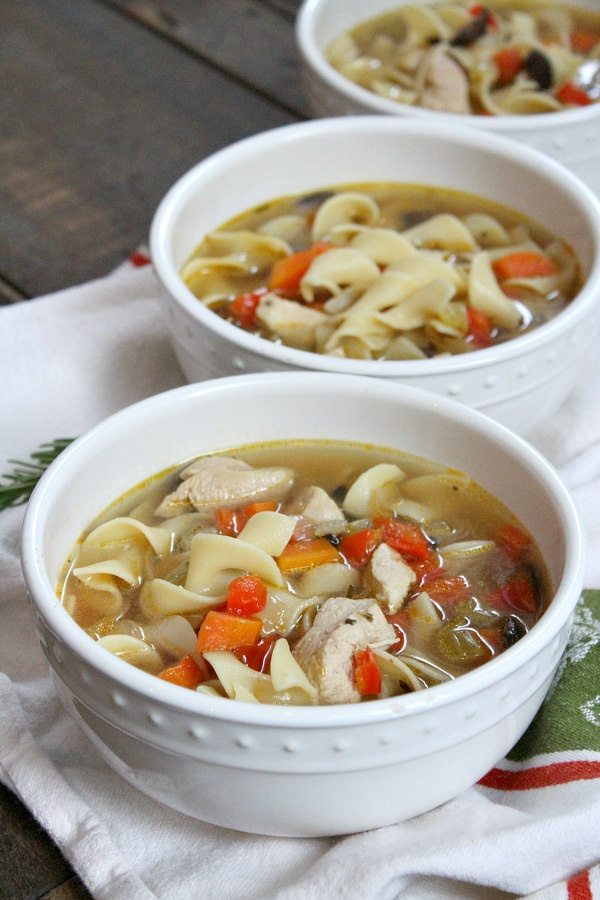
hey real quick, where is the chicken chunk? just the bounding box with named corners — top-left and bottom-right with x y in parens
top-left (293, 597), bottom-right (396, 704)
top-left (285, 485), bottom-right (344, 525)
top-left (256, 293), bottom-right (327, 350)
top-left (421, 52), bottom-right (470, 114)
top-left (368, 543), bottom-right (416, 614)
top-left (155, 458), bottom-right (294, 518)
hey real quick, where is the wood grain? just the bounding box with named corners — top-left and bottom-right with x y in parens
top-left (0, 782), bottom-right (85, 900)
top-left (0, 2), bottom-right (304, 897)
top-left (0, 0), bottom-right (297, 297)
top-left (103, 0), bottom-right (310, 115)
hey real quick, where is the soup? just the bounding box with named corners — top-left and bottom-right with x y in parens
top-left (326, 1), bottom-right (600, 116)
top-left (181, 182), bottom-right (580, 361)
top-left (60, 441), bottom-right (550, 706)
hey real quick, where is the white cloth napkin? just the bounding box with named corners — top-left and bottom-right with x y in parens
top-left (1, 263), bottom-right (599, 900)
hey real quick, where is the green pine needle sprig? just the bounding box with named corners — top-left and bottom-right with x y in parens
top-left (0, 439), bottom-right (74, 511)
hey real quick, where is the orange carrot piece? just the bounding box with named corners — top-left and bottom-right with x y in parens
top-left (492, 47), bottom-right (522, 86)
top-left (214, 507), bottom-right (247, 537)
top-left (196, 611), bottom-right (262, 652)
top-left (276, 537), bottom-right (341, 573)
top-left (492, 252), bottom-right (558, 281)
top-left (268, 243), bottom-right (332, 293)
top-left (158, 655), bottom-right (208, 689)
top-left (243, 500), bottom-right (277, 517)
top-left (570, 28), bottom-right (599, 54)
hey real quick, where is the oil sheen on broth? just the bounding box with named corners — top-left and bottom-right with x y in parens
top-left (180, 182), bottom-right (581, 361)
top-left (60, 441), bottom-right (550, 706)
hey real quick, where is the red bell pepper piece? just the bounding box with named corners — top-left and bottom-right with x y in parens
top-left (353, 647), bottom-right (382, 696)
top-left (382, 520), bottom-right (431, 561)
top-left (496, 523), bottom-right (531, 559)
top-left (556, 82), bottom-right (593, 107)
top-left (487, 572), bottom-right (538, 615)
top-left (226, 574), bottom-right (268, 617)
top-left (234, 635), bottom-right (278, 673)
top-left (229, 288), bottom-right (268, 328)
top-left (339, 527), bottom-right (382, 568)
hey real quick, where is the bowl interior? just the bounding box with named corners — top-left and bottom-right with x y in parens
top-left (34, 375), bottom-right (575, 613)
top-left (298, 0), bottom-right (600, 122)
top-left (302, 0), bottom-right (600, 54)
top-left (156, 120), bottom-right (598, 286)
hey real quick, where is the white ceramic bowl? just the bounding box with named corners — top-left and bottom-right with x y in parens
top-left (22, 373), bottom-right (584, 837)
top-left (296, 0), bottom-right (600, 197)
top-left (150, 117), bottom-right (600, 436)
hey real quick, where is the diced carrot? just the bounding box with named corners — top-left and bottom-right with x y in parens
top-left (234, 635), bottom-right (278, 673)
top-left (276, 537), bottom-right (341, 573)
top-left (214, 507), bottom-right (247, 537)
top-left (492, 47), bottom-right (523, 86)
top-left (243, 500), bottom-right (278, 518)
top-left (226, 574), bottom-right (267, 617)
top-left (556, 81), bottom-right (593, 107)
top-left (158, 654), bottom-right (208, 689)
top-left (229, 288), bottom-right (268, 328)
top-left (496, 523), bottom-right (531, 559)
top-left (339, 527), bottom-right (382, 568)
top-left (196, 610), bottom-right (262, 652)
top-left (424, 574), bottom-right (472, 606)
top-left (467, 307), bottom-right (494, 348)
top-left (570, 28), bottom-right (599, 54)
top-left (268, 243), bottom-right (332, 293)
top-left (353, 647), bottom-right (382, 696)
top-left (492, 252), bottom-right (559, 281)
top-left (487, 572), bottom-right (538, 616)
top-left (382, 520), bottom-right (431, 561)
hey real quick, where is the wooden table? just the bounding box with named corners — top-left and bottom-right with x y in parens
top-left (0, 2), bottom-right (304, 896)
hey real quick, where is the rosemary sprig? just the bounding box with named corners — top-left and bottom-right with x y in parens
top-left (0, 439), bottom-right (74, 511)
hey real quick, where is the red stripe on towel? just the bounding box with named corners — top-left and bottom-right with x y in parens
top-left (479, 760), bottom-right (600, 790)
top-left (567, 869), bottom-right (592, 900)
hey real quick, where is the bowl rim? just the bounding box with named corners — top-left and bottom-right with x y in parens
top-left (295, 0), bottom-right (600, 130)
top-left (22, 372), bottom-right (585, 729)
top-left (149, 116), bottom-right (600, 378)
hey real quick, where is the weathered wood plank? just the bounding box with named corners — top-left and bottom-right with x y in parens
top-left (0, 782), bottom-right (78, 900)
top-left (0, 0), bottom-right (297, 297)
top-left (39, 877), bottom-right (92, 900)
top-left (104, 0), bottom-right (310, 116)
top-left (0, 274), bottom-right (27, 305)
